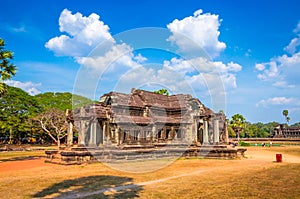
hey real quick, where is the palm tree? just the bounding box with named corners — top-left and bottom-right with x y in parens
top-left (229, 114), bottom-right (246, 145)
top-left (286, 116), bottom-right (290, 124)
top-left (282, 110), bottom-right (290, 124)
top-left (0, 38), bottom-right (17, 95)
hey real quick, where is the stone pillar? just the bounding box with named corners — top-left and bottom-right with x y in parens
top-left (79, 120), bottom-right (88, 146)
top-left (213, 119), bottom-right (219, 144)
top-left (67, 122), bottom-right (73, 147)
top-left (152, 125), bottom-right (157, 142)
top-left (102, 122), bottom-right (107, 145)
top-left (203, 120), bottom-right (209, 144)
top-left (224, 120), bottom-right (229, 144)
top-left (89, 120), bottom-right (97, 146)
top-left (194, 120), bottom-right (198, 142)
top-left (115, 127), bottom-right (119, 145)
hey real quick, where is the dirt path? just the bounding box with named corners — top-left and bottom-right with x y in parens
top-left (245, 147), bottom-right (300, 163)
top-left (0, 158), bottom-right (47, 172)
top-left (55, 148), bottom-right (300, 199)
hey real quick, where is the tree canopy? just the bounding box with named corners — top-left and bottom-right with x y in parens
top-left (0, 38), bottom-right (17, 95)
top-left (154, 88), bottom-right (169, 96)
top-left (0, 86), bottom-right (92, 143)
top-left (282, 109), bottom-right (290, 124)
top-left (229, 114), bottom-right (246, 142)
top-left (34, 92), bottom-right (93, 111)
top-left (0, 85), bottom-right (40, 140)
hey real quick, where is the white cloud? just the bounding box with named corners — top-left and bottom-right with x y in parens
top-left (256, 22), bottom-right (300, 88)
top-left (284, 37), bottom-right (300, 54)
top-left (134, 53), bottom-right (147, 63)
top-left (256, 61), bottom-right (280, 81)
top-left (4, 80), bottom-right (42, 95)
top-left (255, 63), bottom-right (265, 71)
top-left (45, 9), bottom-right (113, 57)
top-left (256, 97), bottom-right (300, 107)
top-left (12, 25), bottom-right (26, 33)
top-left (167, 9), bottom-right (226, 58)
top-left (163, 57), bottom-right (241, 90)
top-left (293, 21), bottom-right (300, 33)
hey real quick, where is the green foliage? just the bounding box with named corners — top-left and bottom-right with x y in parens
top-left (282, 109), bottom-right (290, 124)
top-left (154, 89), bottom-right (169, 96)
top-left (229, 114), bottom-right (246, 134)
top-left (0, 85), bottom-right (40, 139)
top-left (0, 85), bottom-right (92, 143)
top-left (239, 141), bottom-right (250, 146)
top-left (34, 92), bottom-right (93, 111)
top-left (0, 38), bottom-right (17, 95)
top-left (228, 125), bottom-right (236, 137)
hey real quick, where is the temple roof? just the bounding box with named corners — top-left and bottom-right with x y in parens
top-left (102, 88), bottom-right (197, 110)
top-left (74, 89), bottom-right (216, 123)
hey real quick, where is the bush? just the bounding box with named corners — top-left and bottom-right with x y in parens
top-left (239, 141), bottom-right (250, 146)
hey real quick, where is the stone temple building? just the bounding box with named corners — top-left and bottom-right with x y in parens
top-left (46, 89), bottom-right (246, 164)
top-left (273, 124), bottom-right (300, 138)
top-left (72, 88), bottom-right (229, 148)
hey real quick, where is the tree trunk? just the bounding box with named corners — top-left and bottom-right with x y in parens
top-left (57, 137), bottom-right (61, 149)
top-left (237, 130), bottom-right (240, 146)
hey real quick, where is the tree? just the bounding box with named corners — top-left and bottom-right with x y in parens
top-left (0, 38), bottom-right (17, 95)
top-left (282, 109), bottom-right (290, 124)
top-left (34, 108), bottom-right (68, 148)
top-left (154, 89), bottom-right (169, 96)
top-left (0, 85), bottom-right (40, 143)
top-left (229, 114), bottom-right (246, 144)
top-left (34, 92), bottom-right (93, 111)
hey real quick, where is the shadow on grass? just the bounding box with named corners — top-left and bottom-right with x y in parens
top-left (0, 156), bottom-right (43, 162)
top-left (32, 175), bottom-right (142, 199)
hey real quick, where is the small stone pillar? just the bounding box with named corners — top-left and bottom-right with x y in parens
top-left (213, 119), bottom-right (219, 144)
top-left (152, 125), bottom-right (157, 142)
top-left (78, 120), bottom-right (88, 146)
top-left (224, 119), bottom-right (229, 144)
top-left (203, 120), bottom-right (209, 144)
top-left (102, 122), bottom-right (107, 145)
top-left (67, 122), bottom-right (73, 147)
top-left (89, 120), bottom-right (97, 146)
top-left (115, 127), bottom-right (119, 145)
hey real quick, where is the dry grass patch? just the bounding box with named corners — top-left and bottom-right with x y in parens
top-left (0, 146), bottom-right (299, 198)
top-left (0, 150), bottom-right (45, 161)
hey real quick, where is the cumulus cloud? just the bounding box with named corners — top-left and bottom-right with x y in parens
top-left (293, 21), bottom-right (300, 33)
top-left (163, 57), bottom-right (241, 90)
top-left (167, 9), bottom-right (226, 58)
top-left (255, 61), bottom-right (280, 81)
top-left (45, 9), bottom-right (113, 57)
top-left (256, 22), bottom-right (300, 88)
top-left (76, 44), bottom-right (142, 72)
top-left (284, 37), bottom-right (300, 54)
top-left (4, 80), bottom-right (42, 95)
top-left (256, 97), bottom-right (300, 107)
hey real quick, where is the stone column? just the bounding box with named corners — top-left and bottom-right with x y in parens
top-left (67, 122), bottom-right (73, 147)
top-left (89, 120), bottom-right (97, 146)
top-left (79, 120), bottom-right (88, 146)
top-left (194, 120), bottom-right (198, 142)
top-left (203, 120), bottom-right (209, 144)
top-left (224, 120), bottom-right (229, 144)
top-left (213, 119), bottom-right (220, 144)
top-left (152, 125), bottom-right (157, 142)
top-left (102, 122), bottom-right (107, 145)
top-left (115, 127), bottom-right (119, 145)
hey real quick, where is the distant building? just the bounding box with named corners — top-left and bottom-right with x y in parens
top-left (272, 124), bottom-right (300, 138)
top-left (72, 89), bottom-right (229, 147)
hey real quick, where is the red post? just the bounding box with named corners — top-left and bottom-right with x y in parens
top-left (276, 154), bottom-right (282, 162)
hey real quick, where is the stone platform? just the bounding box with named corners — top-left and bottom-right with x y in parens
top-left (45, 144), bottom-right (247, 165)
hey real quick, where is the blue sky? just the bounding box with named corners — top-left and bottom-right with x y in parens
top-left (1, 0), bottom-right (300, 124)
